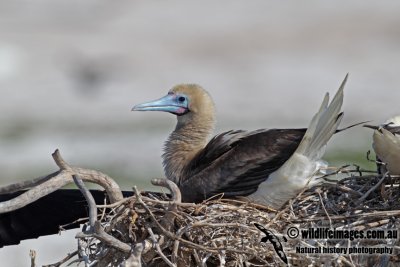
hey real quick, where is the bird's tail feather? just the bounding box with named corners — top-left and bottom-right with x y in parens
top-left (248, 75), bottom-right (347, 209)
top-left (296, 74), bottom-right (347, 160)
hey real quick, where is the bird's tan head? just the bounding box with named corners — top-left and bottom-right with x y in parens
top-left (133, 84), bottom-right (217, 183)
top-left (132, 84), bottom-right (216, 125)
top-left (169, 84), bottom-right (215, 117)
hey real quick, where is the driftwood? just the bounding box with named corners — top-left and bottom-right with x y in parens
top-left (1, 150), bottom-right (400, 266)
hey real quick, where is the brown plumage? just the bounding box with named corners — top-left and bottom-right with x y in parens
top-left (134, 84), bottom-right (311, 202)
top-left (162, 85), bottom-right (217, 184)
top-left (133, 77), bottom-right (346, 208)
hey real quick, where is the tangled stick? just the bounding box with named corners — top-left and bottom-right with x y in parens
top-left (70, 178), bottom-right (187, 267)
top-left (1, 153), bottom-right (400, 266)
top-left (68, 179), bottom-right (274, 267)
top-left (66, 166), bottom-right (400, 266)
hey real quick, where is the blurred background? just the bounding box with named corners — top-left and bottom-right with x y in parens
top-left (1, 1), bottom-right (400, 265)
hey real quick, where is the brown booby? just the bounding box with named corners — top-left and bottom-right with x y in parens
top-left (132, 76), bottom-right (347, 208)
top-left (364, 116), bottom-right (400, 175)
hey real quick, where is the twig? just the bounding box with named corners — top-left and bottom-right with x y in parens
top-left (137, 196), bottom-right (195, 207)
top-left (356, 172), bottom-right (388, 205)
top-left (42, 251), bottom-right (78, 267)
top-left (151, 178), bottom-right (181, 203)
top-left (147, 227), bottom-right (176, 267)
top-left (97, 197), bottom-right (132, 209)
top-left (73, 172), bottom-right (131, 256)
top-left (221, 198), bottom-right (277, 212)
top-left (77, 238), bottom-right (90, 266)
top-left (52, 149), bottom-right (73, 171)
top-left (72, 174), bottom-right (97, 228)
top-left (191, 222), bottom-right (257, 230)
top-left (30, 250), bottom-right (36, 267)
top-left (52, 149), bottom-right (123, 202)
top-left (192, 250), bottom-right (203, 267)
top-left (76, 221), bottom-right (132, 253)
top-left (124, 243), bottom-right (144, 267)
top-left (172, 225), bottom-right (194, 265)
top-left (151, 179), bottom-right (182, 231)
top-left (339, 255), bottom-right (356, 267)
top-left (334, 184), bottom-right (363, 197)
top-left (0, 174), bottom-right (53, 194)
top-left (317, 189), bottom-right (332, 228)
top-left (292, 209), bottom-right (400, 222)
top-left (133, 186), bottom-right (246, 254)
top-left (353, 219), bottom-right (391, 231)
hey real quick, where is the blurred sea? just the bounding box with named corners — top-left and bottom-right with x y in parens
top-left (1, 1), bottom-right (400, 266)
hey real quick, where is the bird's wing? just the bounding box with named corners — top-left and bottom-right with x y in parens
top-left (179, 128), bottom-right (306, 202)
top-left (0, 189), bottom-right (134, 247)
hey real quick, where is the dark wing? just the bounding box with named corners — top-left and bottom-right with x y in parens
top-left (0, 189), bottom-right (134, 247)
top-left (180, 128), bottom-right (306, 202)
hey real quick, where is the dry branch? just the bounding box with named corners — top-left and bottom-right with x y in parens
top-left (0, 149), bottom-right (123, 214)
top-left (72, 174), bottom-right (97, 228)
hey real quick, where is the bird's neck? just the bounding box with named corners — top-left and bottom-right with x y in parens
top-left (163, 113), bottom-right (215, 184)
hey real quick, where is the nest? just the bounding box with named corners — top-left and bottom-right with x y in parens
top-left (56, 167), bottom-right (400, 267)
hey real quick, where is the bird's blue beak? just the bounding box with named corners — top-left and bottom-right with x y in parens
top-left (132, 93), bottom-right (189, 115)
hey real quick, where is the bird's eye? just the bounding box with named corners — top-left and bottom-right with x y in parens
top-left (178, 96), bottom-right (186, 102)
